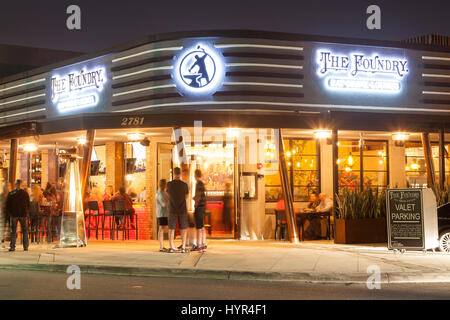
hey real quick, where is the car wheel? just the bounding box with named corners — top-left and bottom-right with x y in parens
top-left (439, 231), bottom-right (450, 253)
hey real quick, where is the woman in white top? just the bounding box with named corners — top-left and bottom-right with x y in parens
top-left (156, 179), bottom-right (170, 252)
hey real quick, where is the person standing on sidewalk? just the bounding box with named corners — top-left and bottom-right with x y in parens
top-left (192, 169), bottom-right (207, 252)
top-left (156, 179), bottom-right (170, 252)
top-left (0, 182), bottom-right (12, 249)
top-left (5, 180), bottom-right (30, 252)
top-left (167, 167), bottom-right (189, 253)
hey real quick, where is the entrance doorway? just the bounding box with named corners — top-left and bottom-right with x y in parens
top-left (158, 142), bottom-right (236, 238)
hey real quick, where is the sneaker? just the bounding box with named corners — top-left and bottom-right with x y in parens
top-left (177, 245), bottom-right (183, 250)
top-left (191, 245), bottom-right (202, 252)
top-left (8, 248), bottom-right (15, 252)
top-left (168, 248), bottom-right (178, 253)
top-left (180, 248), bottom-right (190, 253)
top-left (159, 248), bottom-right (168, 252)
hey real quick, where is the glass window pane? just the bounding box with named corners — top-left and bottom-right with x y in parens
top-left (293, 186), bottom-right (318, 202)
top-left (293, 170), bottom-right (319, 187)
top-left (266, 186), bottom-right (282, 202)
top-left (339, 170), bottom-right (361, 190)
top-left (265, 138), bottom-right (319, 202)
top-left (363, 171), bottom-right (387, 187)
top-left (265, 171), bottom-right (281, 186)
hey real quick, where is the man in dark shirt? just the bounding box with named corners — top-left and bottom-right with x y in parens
top-left (5, 179), bottom-right (30, 251)
top-left (193, 169), bottom-right (207, 251)
top-left (166, 167), bottom-right (189, 253)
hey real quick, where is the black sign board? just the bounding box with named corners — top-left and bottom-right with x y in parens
top-left (386, 189), bottom-right (425, 250)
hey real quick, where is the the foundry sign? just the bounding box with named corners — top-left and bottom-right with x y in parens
top-left (316, 49), bottom-right (409, 93)
top-left (386, 189), bottom-right (424, 250)
top-left (51, 66), bottom-right (107, 112)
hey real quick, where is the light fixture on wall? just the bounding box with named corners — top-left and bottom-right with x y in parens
top-left (127, 132), bottom-right (145, 141)
top-left (140, 138), bottom-right (150, 147)
top-left (313, 129), bottom-right (332, 140)
top-left (226, 128), bottom-right (240, 139)
top-left (23, 143), bottom-right (38, 152)
top-left (77, 137), bottom-right (87, 145)
top-left (392, 132), bottom-right (409, 147)
top-left (392, 132), bottom-right (409, 141)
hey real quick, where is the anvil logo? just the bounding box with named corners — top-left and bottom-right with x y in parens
top-left (179, 46), bottom-right (216, 88)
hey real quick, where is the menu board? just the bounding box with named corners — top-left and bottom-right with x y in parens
top-left (386, 189), bottom-right (424, 250)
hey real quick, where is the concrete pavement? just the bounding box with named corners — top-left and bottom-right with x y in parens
top-left (0, 240), bottom-right (450, 284)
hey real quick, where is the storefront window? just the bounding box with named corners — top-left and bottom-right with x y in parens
top-left (405, 142), bottom-right (449, 188)
top-left (90, 145), bottom-right (106, 194)
top-left (338, 140), bottom-right (388, 191)
top-left (125, 142), bottom-right (147, 201)
top-left (265, 139), bottom-right (319, 202)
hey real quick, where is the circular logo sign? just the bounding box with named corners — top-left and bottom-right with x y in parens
top-left (179, 46), bottom-right (216, 88)
top-left (173, 43), bottom-right (224, 96)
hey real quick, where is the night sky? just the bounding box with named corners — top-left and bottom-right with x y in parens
top-left (0, 0), bottom-right (449, 53)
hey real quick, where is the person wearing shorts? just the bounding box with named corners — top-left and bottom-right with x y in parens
top-left (193, 169), bottom-right (207, 251)
top-left (167, 167), bottom-right (189, 253)
top-left (156, 179), bottom-right (170, 252)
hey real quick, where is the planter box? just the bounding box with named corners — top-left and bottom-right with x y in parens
top-left (335, 218), bottom-right (387, 244)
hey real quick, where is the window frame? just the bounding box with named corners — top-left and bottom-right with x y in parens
top-left (338, 139), bottom-right (389, 191)
top-left (265, 137), bottom-right (321, 202)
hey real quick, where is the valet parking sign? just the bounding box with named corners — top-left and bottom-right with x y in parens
top-left (386, 189), bottom-right (425, 250)
top-left (316, 48), bottom-right (409, 94)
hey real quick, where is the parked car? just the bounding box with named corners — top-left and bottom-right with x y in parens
top-left (438, 203), bottom-right (450, 253)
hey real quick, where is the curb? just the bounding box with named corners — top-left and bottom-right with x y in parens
top-left (1, 263), bottom-right (450, 284)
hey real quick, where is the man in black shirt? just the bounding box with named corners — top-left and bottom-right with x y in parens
top-left (166, 167), bottom-right (189, 253)
top-left (5, 180), bottom-right (30, 251)
top-left (193, 169), bottom-right (207, 251)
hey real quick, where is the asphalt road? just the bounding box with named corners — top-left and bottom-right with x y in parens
top-left (0, 269), bottom-right (449, 300)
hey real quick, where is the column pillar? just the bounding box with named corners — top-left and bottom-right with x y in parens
top-left (8, 139), bottom-right (18, 184)
top-left (80, 129), bottom-right (95, 201)
top-left (439, 128), bottom-right (446, 187)
top-left (421, 132), bottom-right (435, 188)
top-left (388, 138), bottom-right (407, 188)
top-left (332, 129), bottom-right (339, 239)
top-left (105, 141), bottom-right (124, 193)
top-left (145, 140), bottom-right (155, 239)
top-left (278, 129), bottom-right (298, 244)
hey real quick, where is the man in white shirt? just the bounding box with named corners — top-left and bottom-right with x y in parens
top-left (316, 193), bottom-right (333, 213)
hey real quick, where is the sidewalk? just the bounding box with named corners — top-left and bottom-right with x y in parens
top-left (1, 240), bottom-right (450, 284)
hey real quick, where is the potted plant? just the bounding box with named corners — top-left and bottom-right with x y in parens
top-left (334, 187), bottom-right (387, 244)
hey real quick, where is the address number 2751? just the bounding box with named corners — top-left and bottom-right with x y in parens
top-left (121, 117), bottom-right (144, 126)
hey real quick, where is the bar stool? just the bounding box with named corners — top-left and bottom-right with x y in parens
top-left (102, 200), bottom-right (115, 240)
top-left (204, 210), bottom-right (212, 235)
top-left (112, 200), bottom-right (127, 240)
top-left (37, 214), bottom-right (47, 243)
top-left (274, 209), bottom-right (287, 240)
top-left (87, 201), bottom-right (101, 240)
